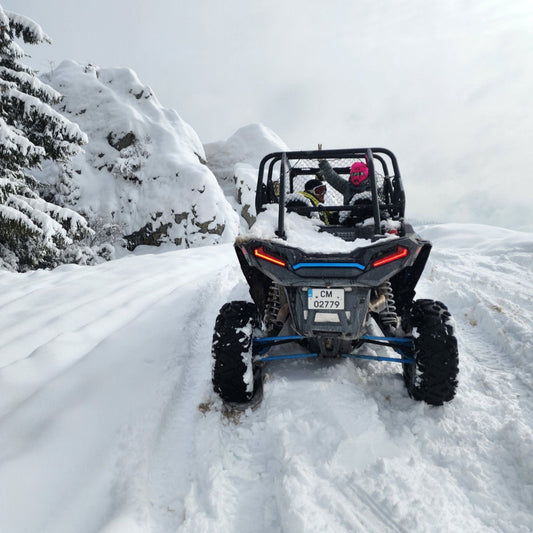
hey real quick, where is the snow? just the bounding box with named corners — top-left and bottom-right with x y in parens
top-left (204, 124), bottom-right (289, 231)
top-left (204, 123), bottom-right (289, 180)
top-left (0, 203), bottom-right (40, 233)
top-left (0, 66), bottom-right (62, 104)
top-left (0, 114), bottom-right (44, 158)
top-left (6, 85), bottom-right (86, 144)
top-left (6, 195), bottom-right (69, 243)
top-left (0, 223), bottom-right (532, 533)
top-left (3, 10), bottom-right (52, 44)
top-left (34, 60), bottom-right (240, 251)
top-left (241, 204), bottom-right (374, 253)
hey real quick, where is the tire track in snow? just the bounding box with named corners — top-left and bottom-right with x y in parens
top-left (174, 406), bottom-right (284, 533)
top-left (375, 237), bottom-right (533, 531)
top-left (0, 254), bottom-right (213, 363)
top-left (419, 235), bottom-right (533, 375)
top-left (420, 245), bottom-right (533, 404)
top-left (177, 358), bottom-right (411, 533)
top-left (144, 265), bottom-right (251, 533)
top-left (0, 249), bottom-right (240, 533)
top-left (258, 365), bottom-right (411, 533)
top-left (0, 248), bottom-right (238, 417)
top-left (157, 278), bottom-right (286, 532)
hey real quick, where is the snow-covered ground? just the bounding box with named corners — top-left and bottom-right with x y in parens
top-left (0, 223), bottom-right (532, 533)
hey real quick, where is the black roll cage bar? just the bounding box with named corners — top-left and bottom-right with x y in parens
top-left (255, 148), bottom-right (406, 240)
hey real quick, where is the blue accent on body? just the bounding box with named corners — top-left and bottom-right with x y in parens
top-left (292, 262), bottom-right (365, 271)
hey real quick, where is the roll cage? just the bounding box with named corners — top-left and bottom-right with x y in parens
top-left (255, 148), bottom-right (406, 240)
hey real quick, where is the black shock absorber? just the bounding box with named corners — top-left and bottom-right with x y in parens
top-left (379, 281), bottom-right (398, 328)
top-left (265, 283), bottom-right (282, 333)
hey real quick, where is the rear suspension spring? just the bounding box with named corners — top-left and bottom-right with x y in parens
top-left (379, 281), bottom-right (398, 327)
top-left (265, 283), bottom-right (283, 331)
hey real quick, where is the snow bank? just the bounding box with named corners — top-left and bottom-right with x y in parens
top-left (36, 60), bottom-right (239, 251)
top-left (417, 223), bottom-right (533, 379)
top-left (205, 123), bottom-right (289, 229)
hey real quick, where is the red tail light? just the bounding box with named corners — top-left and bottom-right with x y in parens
top-left (253, 247), bottom-right (287, 267)
top-left (372, 246), bottom-right (408, 268)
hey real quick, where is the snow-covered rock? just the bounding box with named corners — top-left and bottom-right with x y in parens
top-left (205, 123), bottom-right (288, 229)
top-left (205, 123), bottom-right (288, 178)
top-left (36, 60), bottom-right (239, 251)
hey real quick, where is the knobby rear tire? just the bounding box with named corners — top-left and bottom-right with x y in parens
top-left (212, 301), bottom-right (259, 403)
top-left (403, 299), bottom-right (459, 405)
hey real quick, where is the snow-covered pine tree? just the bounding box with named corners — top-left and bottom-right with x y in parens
top-left (0, 4), bottom-right (94, 271)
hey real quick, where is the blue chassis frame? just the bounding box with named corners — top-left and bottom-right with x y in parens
top-left (253, 335), bottom-right (415, 364)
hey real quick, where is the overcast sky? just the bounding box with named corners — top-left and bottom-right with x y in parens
top-left (5, 0), bottom-right (533, 231)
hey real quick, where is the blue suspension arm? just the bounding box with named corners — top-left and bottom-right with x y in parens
top-left (252, 334), bottom-right (415, 364)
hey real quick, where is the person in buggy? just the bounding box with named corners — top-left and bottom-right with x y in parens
top-left (314, 158), bottom-right (374, 225)
top-left (285, 178), bottom-right (337, 225)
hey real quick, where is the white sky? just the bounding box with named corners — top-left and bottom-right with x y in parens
top-left (4, 0), bottom-right (533, 231)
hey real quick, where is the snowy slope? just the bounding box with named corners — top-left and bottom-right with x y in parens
top-left (35, 60), bottom-right (239, 252)
top-left (0, 224), bottom-right (532, 533)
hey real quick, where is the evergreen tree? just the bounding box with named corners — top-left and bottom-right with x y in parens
top-left (0, 4), bottom-right (93, 271)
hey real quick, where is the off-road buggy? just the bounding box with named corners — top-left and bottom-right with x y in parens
top-left (212, 148), bottom-right (458, 406)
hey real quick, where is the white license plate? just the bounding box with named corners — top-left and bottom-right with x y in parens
top-left (308, 288), bottom-right (344, 310)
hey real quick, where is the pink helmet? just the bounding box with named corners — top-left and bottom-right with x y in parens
top-left (350, 162), bottom-right (369, 186)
